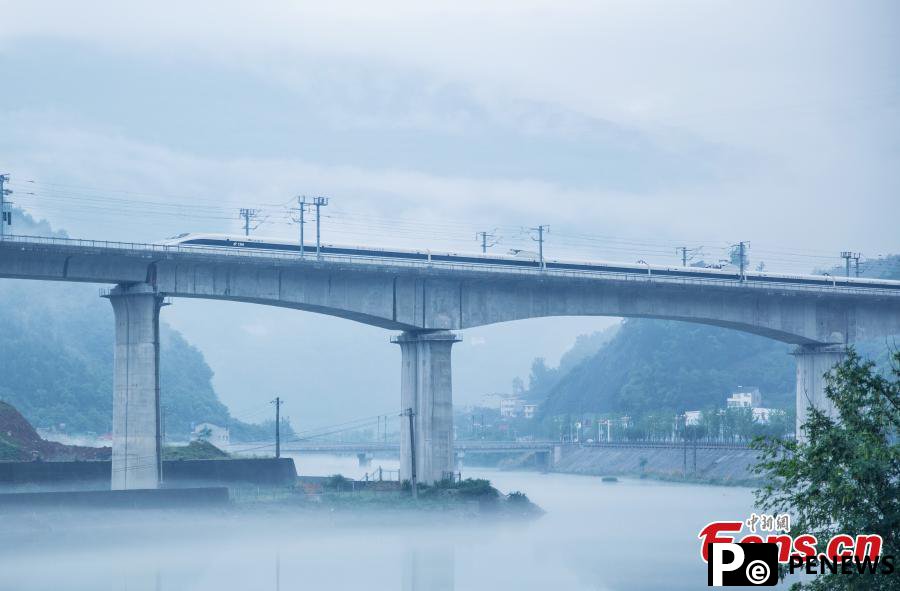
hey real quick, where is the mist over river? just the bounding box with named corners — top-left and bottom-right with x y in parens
top-left (0, 455), bottom-right (761, 591)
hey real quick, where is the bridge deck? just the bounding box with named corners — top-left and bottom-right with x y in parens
top-left (3, 234), bottom-right (898, 299)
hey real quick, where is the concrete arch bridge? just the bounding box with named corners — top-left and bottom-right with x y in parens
top-left (2, 235), bottom-right (899, 488)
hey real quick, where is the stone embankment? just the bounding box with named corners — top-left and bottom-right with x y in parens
top-left (551, 444), bottom-right (760, 484)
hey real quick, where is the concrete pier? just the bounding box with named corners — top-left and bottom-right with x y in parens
top-left (794, 344), bottom-right (846, 438)
top-left (395, 330), bottom-right (460, 484)
top-left (105, 284), bottom-right (164, 490)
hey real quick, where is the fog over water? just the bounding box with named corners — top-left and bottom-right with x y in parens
top-left (0, 456), bottom-right (758, 591)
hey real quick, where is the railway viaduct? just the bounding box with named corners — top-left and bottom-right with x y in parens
top-left (2, 235), bottom-right (900, 489)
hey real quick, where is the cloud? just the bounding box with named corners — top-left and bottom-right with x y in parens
top-left (1, 1), bottom-right (897, 265)
top-left (2, 108), bottom-right (897, 271)
top-left (4, 1), bottom-right (897, 133)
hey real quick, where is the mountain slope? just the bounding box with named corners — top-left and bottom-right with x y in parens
top-left (540, 255), bottom-right (900, 418)
top-left (541, 319), bottom-right (795, 416)
top-left (0, 208), bottom-right (273, 439)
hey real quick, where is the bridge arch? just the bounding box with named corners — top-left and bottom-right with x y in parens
top-left (3, 238), bottom-right (900, 489)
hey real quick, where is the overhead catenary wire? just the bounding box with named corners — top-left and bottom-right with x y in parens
top-left (6, 175), bottom-right (895, 277)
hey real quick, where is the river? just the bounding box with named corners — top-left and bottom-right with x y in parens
top-left (0, 454), bottom-right (764, 591)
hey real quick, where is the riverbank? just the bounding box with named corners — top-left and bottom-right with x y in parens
top-left (474, 444), bottom-right (762, 486)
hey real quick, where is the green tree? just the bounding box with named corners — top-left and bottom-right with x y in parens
top-left (752, 349), bottom-right (900, 590)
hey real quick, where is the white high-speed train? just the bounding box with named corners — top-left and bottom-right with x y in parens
top-left (160, 233), bottom-right (900, 291)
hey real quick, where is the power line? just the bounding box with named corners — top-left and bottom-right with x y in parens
top-left (6, 174), bottom-right (896, 277)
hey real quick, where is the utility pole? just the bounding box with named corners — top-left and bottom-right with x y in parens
top-left (0, 174), bottom-right (12, 241)
top-left (272, 397), bottom-right (282, 459)
top-left (239, 208), bottom-right (259, 237)
top-left (732, 241), bottom-right (748, 280)
top-left (840, 251), bottom-right (860, 278)
top-left (402, 407), bottom-right (417, 499)
top-left (693, 439), bottom-right (698, 475)
top-left (161, 405), bottom-right (167, 448)
top-left (295, 196), bottom-right (310, 258)
top-left (312, 196), bottom-right (329, 258)
top-left (158, 404), bottom-right (166, 486)
top-left (530, 225), bottom-right (549, 269)
top-left (475, 230), bottom-right (498, 254)
top-left (676, 246), bottom-right (701, 267)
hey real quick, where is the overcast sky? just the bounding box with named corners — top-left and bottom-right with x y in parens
top-left (2, 1), bottom-right (898, 424)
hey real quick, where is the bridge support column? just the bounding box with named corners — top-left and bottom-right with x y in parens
top-left (394, 330), bottom-right (460, 485)
top-left (794, 344), bottom-right (845, 439)
top-left (104, 284), bottom-right (165, 490)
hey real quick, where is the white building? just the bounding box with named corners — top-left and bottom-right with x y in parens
top-left (192, 422), bottom-right (230, 448)
top-left (500, 397), bottom-right (521, 418)
top-left (726, 387), bottom-right (761, 408)
top-left (522, 404), bottom-right (537, 419)
top-left (752, 408), bottom-right (775, 424)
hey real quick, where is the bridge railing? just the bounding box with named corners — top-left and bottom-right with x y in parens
top-left (4, 234), bottom-right (899, 298)
top-left (579, 441), bottom-right (752, 451)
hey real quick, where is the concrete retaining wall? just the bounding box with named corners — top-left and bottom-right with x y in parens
top-left (162, 458), bottom-right (297, 485)
top-left (0, 458), bottom-right (297, 488)
top-left (551, 445), bottom-right (760, 484)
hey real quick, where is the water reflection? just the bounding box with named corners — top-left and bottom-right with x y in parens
top-left (0, 460), bottom-right (761, 591)
top-left (403, 544), bottom-right (454, 591)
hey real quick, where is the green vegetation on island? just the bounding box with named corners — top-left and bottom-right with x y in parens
top-left (302, 475), bottom-right (544, 517)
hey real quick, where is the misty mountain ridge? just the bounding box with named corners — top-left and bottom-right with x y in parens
top-left (527, 254), bottom-right (900, 419)
top-left (0, 208), bottom-right (280, 440)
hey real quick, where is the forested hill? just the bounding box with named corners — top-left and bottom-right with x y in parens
top-left (0, 208), bottom-right (274, 439)
top-left (539, 254), bottom-right (900, 418)
top-left (540, 320), bottom-right (795, 416)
